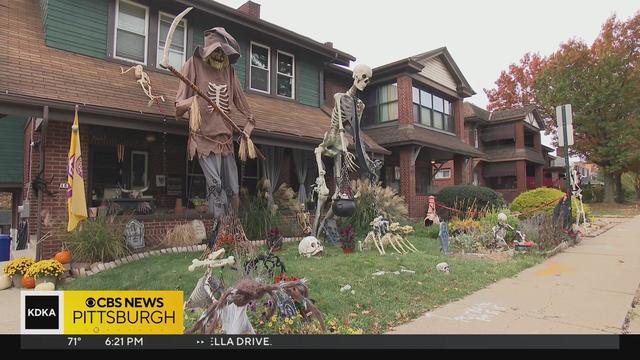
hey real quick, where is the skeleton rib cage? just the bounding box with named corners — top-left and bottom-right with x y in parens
top-left (207, 82), bottom-right (230, 114)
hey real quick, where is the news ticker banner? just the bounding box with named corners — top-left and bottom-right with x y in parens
top-left (18, 335), bottom-right (621, 350)
top-left (21, 291), bottom-right (183, 335)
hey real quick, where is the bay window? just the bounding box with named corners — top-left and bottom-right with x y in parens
top-left (412, 87), bottom-right (454, 133)
top-left (367, 83), bottom-right (398, 124)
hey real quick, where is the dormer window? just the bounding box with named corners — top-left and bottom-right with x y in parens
top-left (114, 0), bottom-right (149, 65)
top-left (276, 51), bottom-right (295, 99)
top-left (250, 42), bottom-right (270, 93)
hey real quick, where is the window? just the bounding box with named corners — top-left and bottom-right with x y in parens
top-left (250, 42), bottom-right (270, 93)
top-left (276, 51), bottom-right (294, 99)
top-left (367, 83), bottom-right (398, 124)
top-left (114, 0), bottom-right (148, 64)
top-left (157, 12), bottom-right (186, 69)
top-left (131, 151), bottom-right (149, 190)
top-left (434, 168), bottom-right (451, 180)
top-left (412, 87), bottom-right (454, 132)
top-left (487, 176), bottom-right (517, 190)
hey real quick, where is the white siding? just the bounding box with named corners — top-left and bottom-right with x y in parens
top-left (525, 113), bottom-right (539, 129)
top-left (418, 57), bottom-right (457, 90)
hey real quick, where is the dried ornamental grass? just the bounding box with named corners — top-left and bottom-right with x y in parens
top-left (162, 223), bottom-right (199, 247)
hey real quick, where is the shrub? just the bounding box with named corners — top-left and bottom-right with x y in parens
top-left (582, 184), bottom-right (604, 203)
top-left (436, 185), bottom-right (505, 219)
top-left (66, 216), bottom-right (130, 263)
top-left (421, 224), bottom-right (441, 239)
top-left (240, 195), bottom-right (283, 240)
top-left (510, 187), bottom-right (591, 220)
top-left (518, 214), bottom-right (571, 251)
top-left (448, 218), bottom-right (481, 235)
top-left (450, 232), bottom-right (494, 253)
top-left (345, 180), bottom-right (408, 235)
top-left (479, 208), bottom-right (520, 241)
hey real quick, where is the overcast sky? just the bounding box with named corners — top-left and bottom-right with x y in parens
top-left (216, 0), bottom-right (638, 147)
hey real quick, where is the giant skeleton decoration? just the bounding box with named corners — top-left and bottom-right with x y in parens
top-left (571, 166), bottom-right (588, 227)
top-left (312, 64), bottom-right (382, 237)
top-left (163, 9), bottom-right (261, 239)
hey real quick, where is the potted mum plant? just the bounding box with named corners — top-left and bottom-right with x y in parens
top-left (340, 224), bottom-right (356, 254)
top-left (3, 257), bottom-right (35, 288)
top-left (25, 259), bottom-right (65, 286)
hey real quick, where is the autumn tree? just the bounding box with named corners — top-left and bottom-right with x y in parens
top-left (484, 52), bottom-right (545, 112)
top-left (534, 13), bottom-right (640, 203)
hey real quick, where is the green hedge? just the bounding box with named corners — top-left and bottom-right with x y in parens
top-left (436, 185), bottom-right (505, 217)
top-left (510, 187), bottom-right (591, 219)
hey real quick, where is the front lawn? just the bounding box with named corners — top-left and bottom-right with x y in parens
top-left (60, 224), bottom-right (543, 333)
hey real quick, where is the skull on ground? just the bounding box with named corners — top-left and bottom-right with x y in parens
top-left (298, 236), bottom-right (324, 257)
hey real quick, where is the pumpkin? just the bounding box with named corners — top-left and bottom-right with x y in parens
top-left (54, 250), bottom-right (72, 264)
top-left (21, 276), bottom-right (36, 289)
top-left (0, 274), bottom-right (12, 290)
top-left (35, 282), bottom-right (56, 291)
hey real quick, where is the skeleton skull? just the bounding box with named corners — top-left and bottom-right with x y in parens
top-left (298, 236), bottom-right (324, 257)
top-left (436, 262), bottom-right (450, 274)
top-left (497, 212), bottom-right (508, 224)
top-left (352, 64), bottom-right (372, 91)
top-left (208, 48), bottom-right (229, 70)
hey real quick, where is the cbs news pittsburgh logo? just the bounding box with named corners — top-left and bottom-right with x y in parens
top-left (21, 291), bottom-right (183, 334)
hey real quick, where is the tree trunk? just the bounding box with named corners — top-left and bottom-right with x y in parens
top-left (615, 172), bottom-right (624, 203)
top-left (603, 172), bottom-right (615, 203)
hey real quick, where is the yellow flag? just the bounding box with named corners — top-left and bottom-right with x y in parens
top-left (67, 109), bottom-right (87, 231)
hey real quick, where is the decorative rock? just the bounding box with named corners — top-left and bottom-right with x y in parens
top-left (133, 254), bottom-right (140, 260)
top-left (115, 259), bottom-right (122, 266)
top-left (86, 270), bottom-right (94, 276)
top-left (161, 249), bottom-right (167, 254)
top-left (79, 268), bottom-right (86, 278)
top-left (97, 263), bottom-right (106, 271)
top-left (71, 268), bottom-right (80, 277)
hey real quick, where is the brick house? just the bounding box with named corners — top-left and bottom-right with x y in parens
top-left (0, 0), bottom-right (390, 259)
top-left (462, 103), bottom-right (556, 202)
top-left (324, 49), bottom-right (484, 218)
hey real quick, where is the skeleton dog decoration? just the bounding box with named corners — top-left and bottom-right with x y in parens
top-left (312, 64), bottom-right (381, 238)
top-left (120, 65), bottom-right (165, 107)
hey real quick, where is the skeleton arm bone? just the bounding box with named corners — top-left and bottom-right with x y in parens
top-left (188, 256), bottom-right (235, 272)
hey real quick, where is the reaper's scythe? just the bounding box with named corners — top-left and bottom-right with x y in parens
top-left (160, 7), bottom-right (264, 161)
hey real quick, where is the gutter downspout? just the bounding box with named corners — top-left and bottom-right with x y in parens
top-left (35, 105), bottom-right (48, 261)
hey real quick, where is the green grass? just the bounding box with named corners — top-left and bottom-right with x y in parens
top-left (60, 224), bottom-right (544, 333)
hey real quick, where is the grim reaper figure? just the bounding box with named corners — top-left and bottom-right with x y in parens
top-left (312, 64), bottom-right (382, 237)
top-left (175, 28), bottom-right (255, 221)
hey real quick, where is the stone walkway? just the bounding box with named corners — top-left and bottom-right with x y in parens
top-left (390, 216), bottom-right (640, 334)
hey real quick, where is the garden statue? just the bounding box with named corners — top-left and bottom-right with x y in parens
top-left (438, 222), bottom-right (449, 255)
top-left (312, 64), bottom-right (382, 238)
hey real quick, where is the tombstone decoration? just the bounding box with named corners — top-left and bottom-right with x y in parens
top-left (125, 219), bottom-right (145, 249)
top-left (438, 222), bottom-right (449, 255)
top-left (191, 220), bottom-right (207, 242)
top-left (323, 218), bottom-right (340, 246)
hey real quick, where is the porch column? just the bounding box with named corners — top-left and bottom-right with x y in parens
top-left (515, 123), bottom-right (525, 149)
top-left (453, 154), bottom-right (465, 185)
top-left (454, 100), bottom-right (464, 140)
top-left (535, 165), bottom-right (544, 188)
top-left (396, 75), bottom-right (414, 126)
top-left (399, 146), bottom-right (417, 217)
top-left (534, 132), bottom-right (541, 152)
top-left (516, 160), bottom-right (527, 193)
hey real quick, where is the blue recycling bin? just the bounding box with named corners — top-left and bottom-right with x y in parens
top-left (0, 234), bottom-right (10, 261)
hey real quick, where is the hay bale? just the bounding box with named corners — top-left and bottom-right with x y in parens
top-left (162, 223), bottom-right (199, 247)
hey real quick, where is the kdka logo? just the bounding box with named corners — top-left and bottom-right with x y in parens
top-left (21, 292), bottom-right (64, 334)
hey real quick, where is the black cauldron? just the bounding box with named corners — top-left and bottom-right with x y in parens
top-left (332, 199), bottom-right (356, 217)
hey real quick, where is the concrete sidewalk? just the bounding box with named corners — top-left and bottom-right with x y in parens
top-left (390, 216), bottom-right (640, 334)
